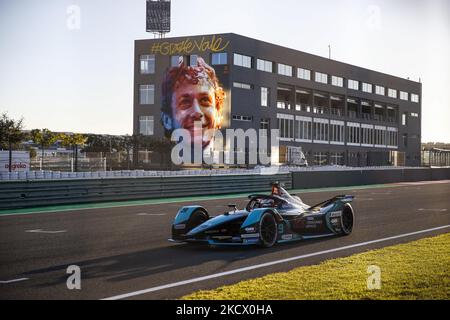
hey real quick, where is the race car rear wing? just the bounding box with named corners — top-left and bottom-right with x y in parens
top-left (308, 195), bottom-right (354, 210)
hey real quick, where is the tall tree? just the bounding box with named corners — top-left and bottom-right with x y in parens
top-left (0, 113), bottom-right (25, 172)
top-left (58, 133), bottom-right (87, 172)
top-left (30, 128), bottom-right (57, 170)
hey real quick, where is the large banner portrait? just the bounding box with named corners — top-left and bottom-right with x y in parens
top-left (160, 56), bottom-right (227, 150)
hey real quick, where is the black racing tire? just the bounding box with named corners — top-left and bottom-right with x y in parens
top-left (341, 203), bottom-right (354, 235)
top-left (258, 212), bottom-right (278, 248)
top-left (186, 209), bottom-right (209, 233)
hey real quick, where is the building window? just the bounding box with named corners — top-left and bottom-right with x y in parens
top-left (362, 83), bottom-right (373, 93)
top-left (298, 68), bottom-right (311, 80)
top-left (330, 152), bottom-right (344, 166)
top-left (315, 72), bottom-right (328, 84)
top-left (277, 114), bottom-right (294, 140)
top-left (257, 59), bottom-right (273, 73)
top-left (332, 76), bottom-right (343, 87)
top-left (277, 87), bottom-right (293, 110)
top-left (400, 91), bottom-right (409, 101)
top-left (211, 52), bottom-right (228, 65)
top-left (403, 133), bottom-right (408, 147)
top-left (260, 118), bottom-right (270, 130)
top-left (361, 124), bottom-right (374, 146)
top-left (139, 116), bottom-right (154, 136)
top-left (232, 115), bottom-right (253, 122)
top-left (171, 55), bottom-right (183, 67)
top-left (295, 116), bottom-right (312, 142)
top-left (347, 122), bottom-right (361, 145)
top-left (387, 127), bottom-right (398, 148)
top-left (314, 152), bottom-right (328, 166)
top-left (402, 112), bottom-right (407, 126)
top-left (140, 55), bottom-right (155, 74)
top-left (234, 53), bottom-right (252, 68)
top-left (313, 118), bottom-right (329, 143)
top-left (411, 94), bottom-right (419, 103)
top-left (139, 85), bottom-right (155, 105)
top-left (388, 88), bottom-right (398, 98)
top-left (233, 82), bottom-right (253, 90)
top-left (411, 112), bottom-right (419, 118)
top-left (261, 87), bottom-right (269, 107)
top-left (278, 63), bottom-right (293, 77)
top-left (374, 126), bottom-right (387, 146)
top-left (189, 55), bottom-right (198, 66)
top-left (330, 120), bottom-right (345, 145)
top-left (375, 85), bottom-right (385, 96)
top-left (260, 118), bottom-right (270, 137)
top-left (348, 79), bottom-right (359, 90)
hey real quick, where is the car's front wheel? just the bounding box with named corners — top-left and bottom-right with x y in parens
top-left (341, 204), bottom-right (354, 235)
top-left (186, 209), bottom-right (209, 233)
top-left (259, 212), bottom-right (278, 248)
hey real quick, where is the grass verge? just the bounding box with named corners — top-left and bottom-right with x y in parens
top-left (182, 233), bottom-right (450, 300)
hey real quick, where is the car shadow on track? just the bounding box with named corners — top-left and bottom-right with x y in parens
top-left (21, 237), bottom-right (337, 288)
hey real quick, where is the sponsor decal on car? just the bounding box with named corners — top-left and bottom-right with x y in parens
top-left (281, 234), bottom-right (293, 240)
top-left (306, 220), bottom-right (323, 225)
top-left (174, 224), bottom-right (186, 230)
top-left (329, 211), bottom-right (342, 218)
top-left (241, 233), bottom-right (260, 239)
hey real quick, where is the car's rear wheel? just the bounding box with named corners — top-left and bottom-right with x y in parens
top-left (186, 209), bottom-right (209, 233)
top-left (341, 204), bottom-right (354, 235)
top-left (259, 212), bottom-right (278, 248)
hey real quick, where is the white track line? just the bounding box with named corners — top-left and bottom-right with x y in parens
top-left (136, 213), bottom-right (167, 216)
top-left (25, 229), bottom-right (67, 234)
top-left (102, 225), bottom-right (450, 300)
top-left (0, 278), bottom-right (29, 284)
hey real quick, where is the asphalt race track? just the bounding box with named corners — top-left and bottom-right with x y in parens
top-left (1, 181), bottom-right (449, 300)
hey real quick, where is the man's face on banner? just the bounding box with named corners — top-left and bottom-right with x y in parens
top-left (171, 82), bottom-right (220, 148)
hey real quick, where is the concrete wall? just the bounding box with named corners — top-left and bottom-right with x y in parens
top-left (292, 168), bottom-right (450, 189)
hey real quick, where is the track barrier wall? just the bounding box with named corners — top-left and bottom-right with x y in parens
top-left (0, 168), bottom-right (449, 210)
top-left (0, 173), bottom-right (292, 209)
top-left (291, 168), bottom-right (450, 189)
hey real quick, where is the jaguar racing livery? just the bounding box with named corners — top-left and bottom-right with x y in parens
top-left (169, 183), bottom-right (355, 248)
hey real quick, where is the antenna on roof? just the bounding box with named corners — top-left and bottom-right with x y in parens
top-left (328, 45), bottom-right (331, 59)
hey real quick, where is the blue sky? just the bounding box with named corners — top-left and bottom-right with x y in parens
top-left (0, 0), bottom-right (449, 142)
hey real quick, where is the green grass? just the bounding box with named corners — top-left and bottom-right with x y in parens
top-left (182, 233), bottom-right (450, 300)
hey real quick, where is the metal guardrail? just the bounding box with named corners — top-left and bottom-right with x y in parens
top-left (0, 173), bottom-right (292, 210)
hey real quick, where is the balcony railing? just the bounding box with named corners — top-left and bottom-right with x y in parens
top-left (348, 110), bottom-right (357, 118)
top-left (331, 108), bottom-right (343, 116)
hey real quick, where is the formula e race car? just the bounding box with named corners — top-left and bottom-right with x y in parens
top-left (169, 183), bottom-right (355, 248)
